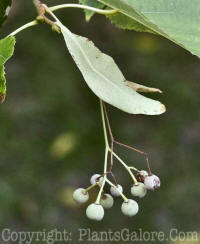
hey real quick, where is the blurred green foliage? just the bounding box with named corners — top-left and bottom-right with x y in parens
top-left (0, 0), bottom-right (200, 243)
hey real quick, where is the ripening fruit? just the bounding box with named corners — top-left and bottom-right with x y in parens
top-left (136, 170), bottom-right (149, 183)
top-left (110, 184), bottom-right (123, 197)
top-left (121, 199), bottom-right (139, 217)
top-left (139, 170), bottom-right (148, 177)
top-left (144, 174), bottom-right (161, 190)
top-left (86, 203), bottom-right (104, 221)
top-left (131, 182), bottom-right (147, 198)
top-left (100, 194), bottom-right (114, 209)
top-left (90, 174), bottom-right (103, 185)
top-left (73, 188), bottom-right (89, 204)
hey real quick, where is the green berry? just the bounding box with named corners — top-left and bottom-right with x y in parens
top-left (73, 188), bottom-right (89, 204)
top-left (86, 203), bottom-right (104, 221)
top-left (100, 194), bottom-right (114, 209)
top-left (131, 182), bottom-right (147, 198)
top-left (121, 199), bottom-right (139, 217)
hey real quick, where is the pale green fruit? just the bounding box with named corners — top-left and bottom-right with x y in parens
top-left (100, 194), bottom-right (114, 209)
top-left (73, 188), bottom-right (89, 204)
top-left (131, 182), bottom-right (147, 198)
top-left (90, 174), bottom-right (103, 186)
top-left (121, 199), bottom-right (139, 217)
top-left (86, 203), bottom-right (104, 221)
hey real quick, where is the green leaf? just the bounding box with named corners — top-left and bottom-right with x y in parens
top-left (107, 12), bottom-right (155, 33)
top-left (98, 0), bottom-right (200, 58)
top-left (56, 21), bottom-right (165, 115)
top-left (0, 36), bottom-right (15, 103)
top-left (0, 0), bottom-right (12, 28)
top-left (79, 0), bottom-right (105, 22)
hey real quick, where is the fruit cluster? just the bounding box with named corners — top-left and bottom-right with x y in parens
top-left (73, 171), bottom-right (160, 221)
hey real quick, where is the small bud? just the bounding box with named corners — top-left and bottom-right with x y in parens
top-left (121, 199), bottom-right (139, 217)
top-left (100, 194), bottom-right (114, 209)
top-left (90, 174), bottom-right (103, 186)
top-left (86, 203), bottom-right (104, 221)
top-left (144, 174), bottom-right (160, 190)
top-left (52, 23), bottom-right (61, 34)
top-left (136, 170), bottom-right (148, 183)
top-left (36, 15), bottom-right (45, 23)
top-left (73, 188), bottom-right (89, 204)
top-left (110, 184), bottom-right (123, 197)
top-left (131, 182), bottom-right (147, 198)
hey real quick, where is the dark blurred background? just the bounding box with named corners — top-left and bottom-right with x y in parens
top-left (0, 0), bottom-right (200, 243)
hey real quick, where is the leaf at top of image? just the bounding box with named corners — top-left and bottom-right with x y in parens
top-left (0, 36), bottom-right (15, 103)
top-left (98, 0), bottom-right (200, 58)
top-left (56, 21), bottom-right (166, 115)
top-left (0, 0), bottom-right (12, 29)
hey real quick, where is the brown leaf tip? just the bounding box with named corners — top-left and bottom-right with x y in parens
top-left (0, 94), bottom-right (6, 104)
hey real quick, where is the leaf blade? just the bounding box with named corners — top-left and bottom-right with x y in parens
top-left (0, 36), bottom-right (15, 103)
top-left (98, 0), bottom-right (200, 58)
top-left (57, 21), bottom-right (165, 115)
